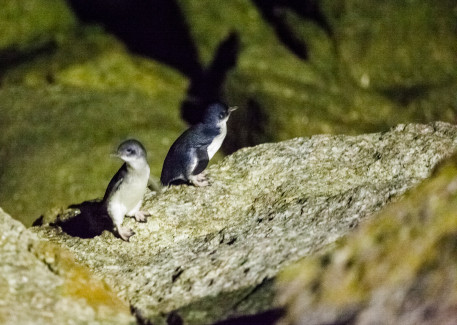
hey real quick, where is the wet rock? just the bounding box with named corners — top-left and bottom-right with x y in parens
top-left (0, 208), bottom-right (134, 324)
top-left (34, 122), bottom-right (457, 324)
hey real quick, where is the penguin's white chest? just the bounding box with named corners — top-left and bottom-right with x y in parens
top-left (207, 122), bottom-right (227, 159)
top-left (108, 167), bottom-right (149, 217)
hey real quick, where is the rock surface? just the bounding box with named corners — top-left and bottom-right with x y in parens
top-left (34, 122), bottom-right (457, 324)
top-left (277, 143), bottom-right (457, 325)
top-left (0, 207), bottom-right (134, 324)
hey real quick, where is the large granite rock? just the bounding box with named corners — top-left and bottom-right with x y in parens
top-left (0, 208), bottom-right (134, 324)
top-left (34, 122), bottom-right (457, 324)
top-left (277, 141), bottom-right (457, 325)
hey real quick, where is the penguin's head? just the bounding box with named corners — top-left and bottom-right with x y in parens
top-left (202, 102), bottom-right (237, 126)
top-left (114, 139), bottom-right (147, 163)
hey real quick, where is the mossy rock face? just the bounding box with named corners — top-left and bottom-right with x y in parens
top-left (321, 0), bottom-right (457, 90)
top-left (277, 149), bottom-right (457, 324)
top-left (0, 0), bottom-right (76, 59)
top-left (0, 208), bottom-right (134, 324)
top-left (34, 122), bottom-right (457, 324)
top-left (2, 26), bottom-right (187, 96)
top-left (177, 0), bottom-right (457, 149)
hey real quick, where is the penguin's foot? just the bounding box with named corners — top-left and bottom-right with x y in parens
top-left (196, 172), bottom-right (208, 181)
top-left (134, 210), bottom-right (150, 223)
top-left (189, 174), bottom-right (209, 187)
top-left (117, 226), bottom-right (135, 241)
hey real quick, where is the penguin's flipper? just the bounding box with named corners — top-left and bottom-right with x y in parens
top-left (192, 146), bottom-right (209, 176)
top-left (103, 164), bottom-right (127, 203)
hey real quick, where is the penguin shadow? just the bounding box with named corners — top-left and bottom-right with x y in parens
top-left (48, 200), bottom-right (113, 239)
top-left (181, 31), bottom-right (240, 125)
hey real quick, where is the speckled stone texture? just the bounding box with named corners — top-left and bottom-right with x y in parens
top-left (0, 208), bottom-right (134, 324)
top-left (34, 122), bottom-right (457, 324)
top-left (277, 146), bottom-right (457, 325)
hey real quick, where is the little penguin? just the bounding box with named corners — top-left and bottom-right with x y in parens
top-left (103, 139), bottom-right (150, 241)
top-left (161, 102), bottom-right (237, 187)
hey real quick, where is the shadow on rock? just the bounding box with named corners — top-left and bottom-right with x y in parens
top-left (210, 309), bottom-right (284, 325)
top-left (34, 200), bottom-right (113, 238)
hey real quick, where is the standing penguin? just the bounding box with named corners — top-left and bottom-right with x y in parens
top-left (103, 139), bottom-right (150, 241)
top-left (161, 102), bottom-right (237, 187)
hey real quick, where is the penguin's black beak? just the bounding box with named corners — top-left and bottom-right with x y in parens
top-left (229, 106), bottom-right (238, 113)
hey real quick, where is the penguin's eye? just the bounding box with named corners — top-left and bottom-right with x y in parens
top-left (126, 148), bottom-right (134, 155)
top-left (218, 113), bottom-right (225, 119)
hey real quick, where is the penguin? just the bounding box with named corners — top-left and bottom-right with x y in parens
top-left (161, 102), bottom-right (237, 187)
top-left (103, 139), bottom-right (150, 241)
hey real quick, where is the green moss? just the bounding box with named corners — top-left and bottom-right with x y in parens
top-left (3, 26), bottom-right (188, 95)
top-left (278, 153), bottom-right (457, 323)
top-left (321, 0), bottom-right (457, 89)
top-left (0, 0), bottom-right (76, 55)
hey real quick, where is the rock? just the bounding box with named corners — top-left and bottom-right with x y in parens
top-left (277, 143), bottom-right (457, 325)
top-left (0, 27), bottom-right (188, 225)
top-left (0, 0), bottom-right (76, 59)
top-left (34, 122), bottom-right (457, 324)
top-left (0, 207), bottom-right (134, 324)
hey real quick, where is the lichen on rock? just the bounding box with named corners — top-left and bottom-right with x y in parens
top-left (34, 122), bottom-right (457, 324)
top-left (0, 208), bottom-right (134, 324)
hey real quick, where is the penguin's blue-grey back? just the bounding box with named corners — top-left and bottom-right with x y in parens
top-left (160, 102), bottom-right (233, 187)
top-left (160, 124), bottom-right (219, 186)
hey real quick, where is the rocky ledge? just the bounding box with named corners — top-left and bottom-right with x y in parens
top-left (7, 122), bottom-right (457, 324)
